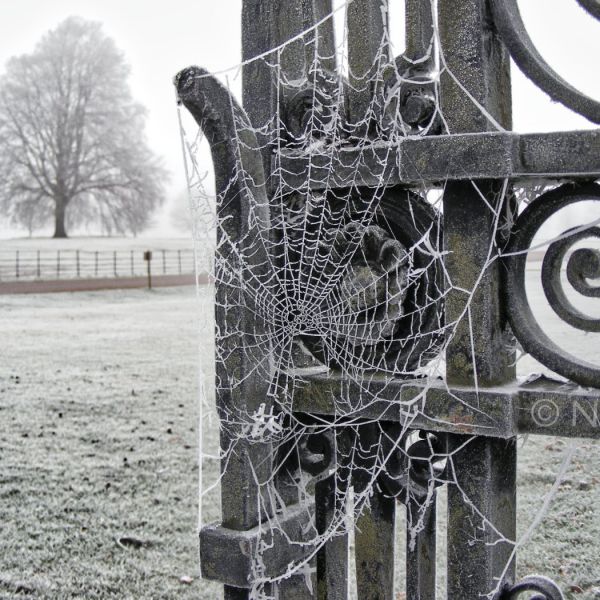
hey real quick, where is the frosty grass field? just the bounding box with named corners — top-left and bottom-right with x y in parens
top-left (0, 279), bottom-right (599, 598)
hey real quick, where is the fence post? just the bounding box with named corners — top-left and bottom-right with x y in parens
top-left (113, 251), bottom-right (117, 277)
top-left (94, 251), bottom-right (98, 277)
top-left (131, 250), bottom-right (134, 276)
top-left (15, 250), bottom-right (19, 280)
top-left (76, 250), bottom-right (80, 278)
top-left (57, 250), bottom-right (61, 278)
top-left (144, 250), bottom-right (152, 289)
top-left (36, 250), bottom-right (40, 278)
top-left (162, 249), bottom-right (166, 274)
top-left (178, 249), bottom-right (182, 274)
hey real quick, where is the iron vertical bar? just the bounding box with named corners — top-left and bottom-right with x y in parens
top-left (243, 0), bottom-right (336, 190)
top-left (315, 474), bottom-right (349, 600)
top-left (346, 0), bottom-right (390, 129)
top-left (76, 250), bottom-right (80, 278)
top-left (354, 487), bottom-right (395, 600)
top-left (403, 0), bottom-right (434, 66)
top-left (242, 0), bottom-right (278, 182)
top-left (113, 251), bottom-right (117, 277)
top-left (352, 424), bottom-right (395, 600)
top-left (239, 5), bottom-right (286, 582)
top-left (241, 3), bottom-right (337, 598)
top-left (15, 250), bottom-right (19, 280)
top-left (438, 1), bottom-right (517, 599)
top-left (447, 435), bottom-right (517, 599)
top-left (314, 428), bottom-right (351, 600)
top-left (398, 0), bottom-right (440, 559)
top-left (438, 0), bottom-right (512, 134)
top-left (36, 250), bottom-right (40, 278)
top-left (405, 496), bottom-right (436, 600)
top-left (306, 0), bottom-right (337, 75)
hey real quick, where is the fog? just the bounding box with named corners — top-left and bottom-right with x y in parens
top-left (0, 1), bottom-right (597, 237)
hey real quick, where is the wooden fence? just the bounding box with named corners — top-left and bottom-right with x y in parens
top-left (0, 249), bottom-right (200, 281)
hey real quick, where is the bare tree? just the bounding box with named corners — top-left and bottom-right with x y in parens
top-left (0, 17), bottom-right (167, 238)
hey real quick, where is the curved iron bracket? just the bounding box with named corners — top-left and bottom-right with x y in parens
top-left (174, 66), bottom-right (270, 240)
top-left (490, 0), bottom-right (600, 124)
top-left (175, 66), bottom-right (274, 429)
top-left (577, 0), bottom-right (600, 20)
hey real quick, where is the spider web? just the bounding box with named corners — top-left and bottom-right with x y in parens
top-left (177, 2), bottom-right (600, 598)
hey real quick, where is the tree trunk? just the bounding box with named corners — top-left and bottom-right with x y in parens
top-left (53, 198), bottom-right (68, 238)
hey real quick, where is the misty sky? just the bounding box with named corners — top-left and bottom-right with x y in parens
top-left (0, 1), bottom-right (598, 237)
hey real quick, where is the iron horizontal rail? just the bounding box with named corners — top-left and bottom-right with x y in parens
top-left (288, 371), bottom-right (600, 440)
top-left (276, 129), bottom-right (600, 191)
top-left (200, 502), bottom-right (315, 588)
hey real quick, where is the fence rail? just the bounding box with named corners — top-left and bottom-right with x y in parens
top-left (0, 249), bottom-right (203, 282)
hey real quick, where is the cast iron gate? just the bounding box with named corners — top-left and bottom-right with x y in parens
top-left (175, 1), bottom-right (600, 598)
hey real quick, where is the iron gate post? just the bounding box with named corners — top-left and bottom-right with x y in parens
top-left (439, 0), bottom-right (517, 597)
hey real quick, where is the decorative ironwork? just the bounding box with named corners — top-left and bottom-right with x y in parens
top-left (292, 188), bottom-right (444, 373)
top-left (502, 575), bottom-right (565, 600)
top-left (382, 70), bottom-right (441, 136)
top-left (379, 430), bottom-right (446, 503)
top-left (177, 1), bottom-right (600, 599)
top-left (490, 0), bottom-right (600, 123)
top-left (504, 182), bottom-right (600, 388)
top-left (284, 75), bottom-right (339, 144)
top-left (383, 0), bottom-right (439, 136)
top-left (298, 430), bottom-right (335, 476)
top-left (542, 226), bottom-right (600, 332)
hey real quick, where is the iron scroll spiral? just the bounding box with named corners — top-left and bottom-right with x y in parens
top-left (490, 0), bottom-right (600, 124)
top-left (504, 182), bottom-right (600, 388)
top-left (541, 225), bottom-right (600, 332)
top-left (502, 575), bottom-right (564, 600)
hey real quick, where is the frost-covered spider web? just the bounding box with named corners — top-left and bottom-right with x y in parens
top-left (177, 2), bottom-right (600, 598)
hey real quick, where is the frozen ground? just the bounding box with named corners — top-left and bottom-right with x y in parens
top-left (0, 283), bottom-right (598, 599)
top-left (0, 286), bottom-right (220, 599)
